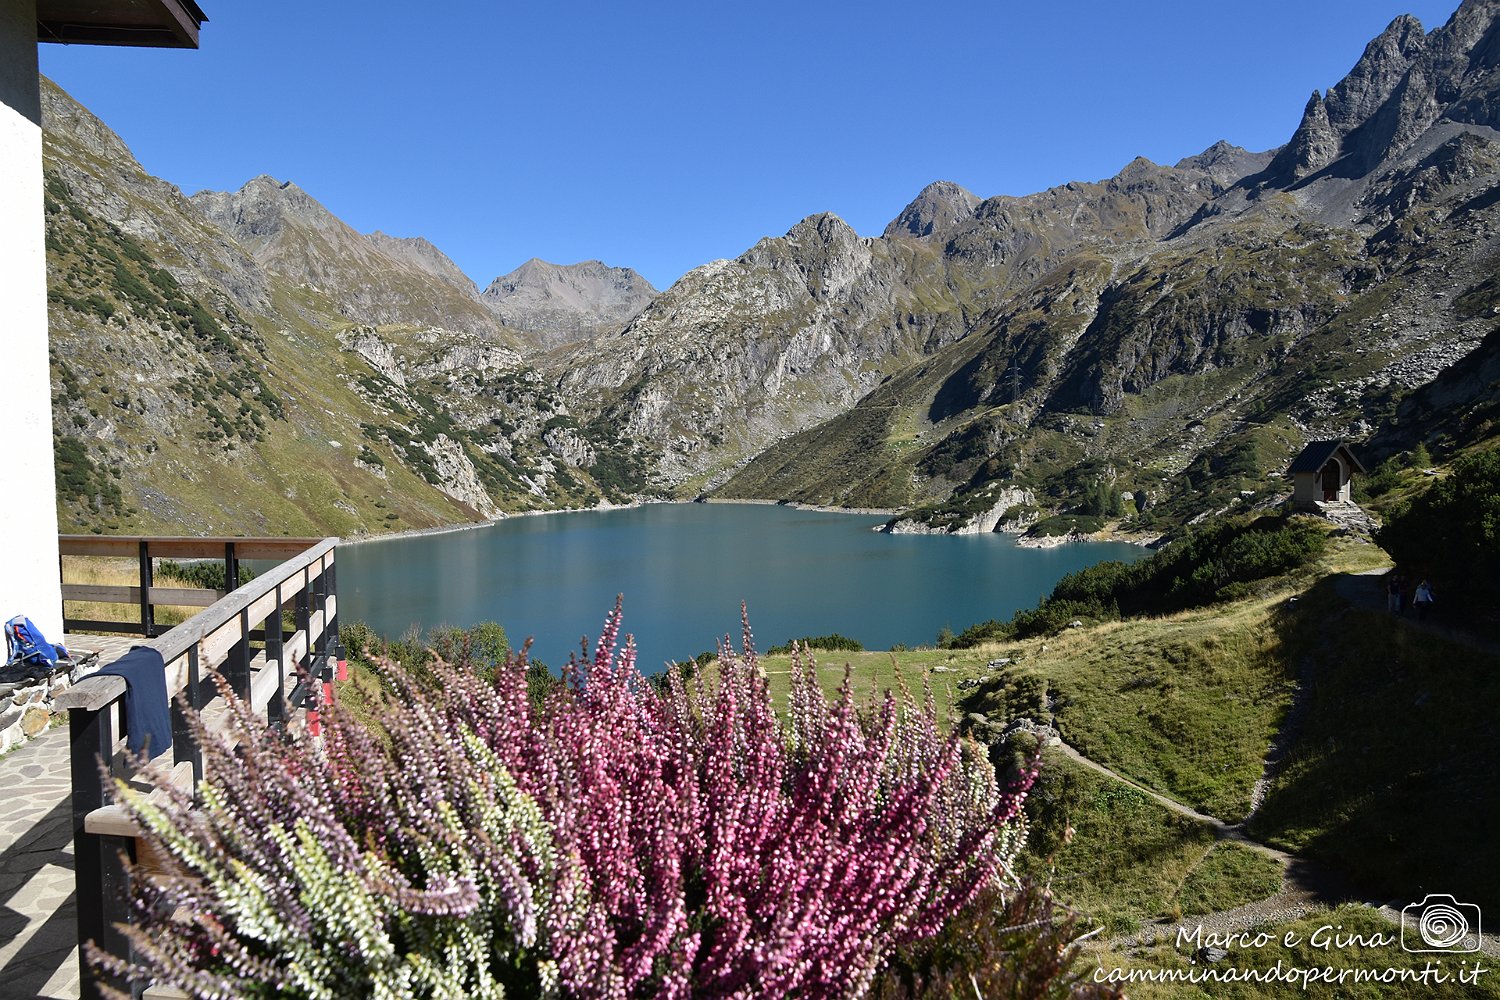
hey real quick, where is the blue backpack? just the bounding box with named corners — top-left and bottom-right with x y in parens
top-left (4, 616), bottom-right (69, 671)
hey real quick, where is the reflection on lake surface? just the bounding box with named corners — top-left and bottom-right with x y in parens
top-left (339, 503), bottom-right (1148, 672)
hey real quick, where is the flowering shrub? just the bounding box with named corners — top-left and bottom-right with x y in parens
top-left (100, 603), bottom-right (1038, 999)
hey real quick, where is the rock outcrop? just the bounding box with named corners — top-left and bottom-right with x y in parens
top-left (882, 488), bottom-right (1038, 535)
top-left (1263, 1), bottom-right (1500, 191)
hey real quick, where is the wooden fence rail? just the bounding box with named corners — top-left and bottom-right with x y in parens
top-left (59, 535), bottom-right (325, 637)
top-left (54, 537), bottom-right (343, 1000)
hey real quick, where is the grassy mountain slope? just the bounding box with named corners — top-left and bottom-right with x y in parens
top-left (42, 78), bottom-right (642, 536)
top-left (760, 521), bottom-right (1497, 938)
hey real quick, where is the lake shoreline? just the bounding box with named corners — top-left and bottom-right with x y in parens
top-left (342, 499), bottom-right (647, 547)
top-left (342, 497), bottom-right (902, 547)
top-left (697, 497), bottom-right (900, 516)
top-left (343, 499), bottom-right (1161, 552)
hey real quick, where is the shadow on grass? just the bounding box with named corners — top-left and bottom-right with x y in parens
top-left (1250, 574), bottom-right (1500, 909)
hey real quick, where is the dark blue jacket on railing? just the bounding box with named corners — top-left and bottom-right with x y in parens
top-left (95, 647), bottom-right (172, 756)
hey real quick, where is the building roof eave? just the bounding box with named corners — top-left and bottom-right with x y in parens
top-left (37, 0), bottom-right (207, 49)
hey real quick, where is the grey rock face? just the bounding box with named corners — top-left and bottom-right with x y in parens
top-left (1269, 92), bottom-right (1344, 182)
top-left (1325, 14), bottom-right (1428, 135)
top-left (40, 79), bottom-right (272, 316)
top-left (1173, 140), bottom-right (1276, 188)
top-left (481, 258), bottom-right (657, 349)
top-left (554, 210), bottom-right (977, 487)
top-left (882, 488), bottom-right (1037, 535)
top-left (1263, 0), bottom-right (1500, 187)
top-left (883, 180), bottom-right (980, 239)
top-left (425, 434), bottom-right (501, 518)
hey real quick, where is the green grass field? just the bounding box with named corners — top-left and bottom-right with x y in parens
top-left (1250, 579), bottom-right (1500, 909)
top-left (1018, 746), bottom-right (1283, 935)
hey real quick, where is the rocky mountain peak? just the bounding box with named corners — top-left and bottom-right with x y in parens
top-left (788, 211), bottom-right (860, 245)
top-left (1117, 155), bottom-right (1161, 178)
top-left (1267, 92), bottom-right (1342, 182)
top-left (190, 176), bottom-right (516, 342)
top-left (1323, 14), bottom-right (1427, 133)
top-left (1263, 11), bottom-right (1430, 186)
top-left (39, 78), bottom-right (137, 168)
top-left (480, 258), bottom-right (657, 349)
top-left (883, 180), bottom-right (981, 239)
top-left (1263, 1), bottom-right (1500, 189)
top-left (191, 175), bottom-right (348, 242)
top-left (1174, 140), bottom-right (1275, 188)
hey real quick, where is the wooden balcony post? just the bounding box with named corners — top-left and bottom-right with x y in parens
top-left (172, 644), bottom-right (203, 784)
top-left (327, 558), bottom-right (346, 681)
top-left (225, 606), bottom-right (252, 701)
top-left (266, 582), bottom-right (286, 731)
top-left (137, 540), bottom-right (153, 638)
top-left (312, 556), bottom-right (330, 682)
top-left (71, 704), bottom-right (134, 999)
top-left (294, 580), bottom-right (312, 704)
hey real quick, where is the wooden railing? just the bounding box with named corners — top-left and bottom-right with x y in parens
top-left (55, 537), bottom-right (344, 1000)
top-left (59, 535), bottom-right (326, 637)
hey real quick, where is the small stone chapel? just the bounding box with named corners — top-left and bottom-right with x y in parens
top-left (1288, 439), bottom-right (1368, 511)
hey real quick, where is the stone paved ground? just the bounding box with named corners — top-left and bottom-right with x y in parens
top-left (0, 633), bottom-right (141, 1000)
top-left (0, 726), bottom-right (80, 999)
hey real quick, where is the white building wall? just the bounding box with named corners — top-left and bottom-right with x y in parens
top-left (0, 0), bottom-right (64, 641)
top-left (1292, 472), bottom-right (1317, 507)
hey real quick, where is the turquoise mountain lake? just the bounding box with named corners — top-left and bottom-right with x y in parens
top-left (339, 502), bottom-right (1148, 672)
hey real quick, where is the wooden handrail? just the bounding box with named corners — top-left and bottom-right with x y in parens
top-left (57, 538), bottom-right (337, 713)
top-left (152, 537), bottom-right (335, 669)
top-left (60, 535), bottom-right (323, 560)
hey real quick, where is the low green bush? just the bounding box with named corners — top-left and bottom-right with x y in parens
top-left (949, 514), bottom-right (1328, 645)
top-left (338, 621), bottom-right (380, 663)
top-left (1030, 513), bottom-right (1105, 537)
top-left (158, 559), bottom-right (258, 591)
top-left (767, 633), bottom-right (864, 655)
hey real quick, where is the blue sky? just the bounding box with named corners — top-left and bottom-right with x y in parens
top-left (41, 1), bottom-right (1461, 291)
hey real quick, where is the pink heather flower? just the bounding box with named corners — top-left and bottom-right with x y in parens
top-left (107, 600), bottom-right (1036, 1000)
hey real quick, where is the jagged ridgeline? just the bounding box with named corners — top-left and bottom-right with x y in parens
top-left (43, 0), bottom-right (1500, 536)
top-left (711, 1), bottom-right (1500, 520)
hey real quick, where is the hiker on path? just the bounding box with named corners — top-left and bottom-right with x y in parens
top-left (1387, 574), bottom-right (1401, 613)
top-left (1414, 579), bottom-right (1435, 622)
